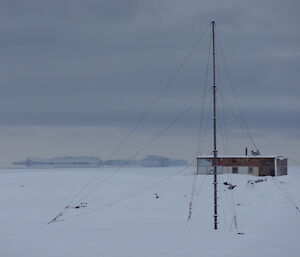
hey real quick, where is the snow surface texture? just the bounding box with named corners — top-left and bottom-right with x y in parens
top-left (0, 167), bottom-right (299, 257)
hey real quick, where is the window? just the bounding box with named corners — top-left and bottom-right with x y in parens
top-left (248, 167), bottom-right (253, 174)
top-left (232, 167), bottom-right (238, 174)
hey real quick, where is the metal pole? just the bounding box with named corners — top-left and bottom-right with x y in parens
top-left (212, 20), bottom-right (218, 230)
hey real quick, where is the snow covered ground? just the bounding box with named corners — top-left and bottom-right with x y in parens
top-left (0, 166), bottom-right (299, 257)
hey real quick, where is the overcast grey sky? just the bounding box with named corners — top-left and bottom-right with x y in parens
top-left (0, 0), bottom-right (299, 166)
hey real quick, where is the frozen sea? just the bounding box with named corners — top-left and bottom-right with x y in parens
top-left (0, 166), bottom-right (299, 257)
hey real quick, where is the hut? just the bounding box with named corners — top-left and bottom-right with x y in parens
top-left (196, 155), bottom-right (287, 176)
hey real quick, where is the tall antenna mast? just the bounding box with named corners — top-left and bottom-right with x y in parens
top-left (212, 20), bottom-right (218, 230)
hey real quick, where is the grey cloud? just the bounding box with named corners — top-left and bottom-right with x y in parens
top-left (0, 0), bottom-right (299, 164)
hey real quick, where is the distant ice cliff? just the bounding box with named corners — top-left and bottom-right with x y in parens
top-left (13, 155), bottom-right (187, 168)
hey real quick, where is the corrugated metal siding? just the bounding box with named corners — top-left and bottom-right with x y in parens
top-left (277, 158), bottom-right (288, 176)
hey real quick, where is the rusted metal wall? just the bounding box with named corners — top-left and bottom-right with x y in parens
top-left (215, 157), bottom-right (274, 167)
top-left (259, 158), bottom-right (275, 176)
